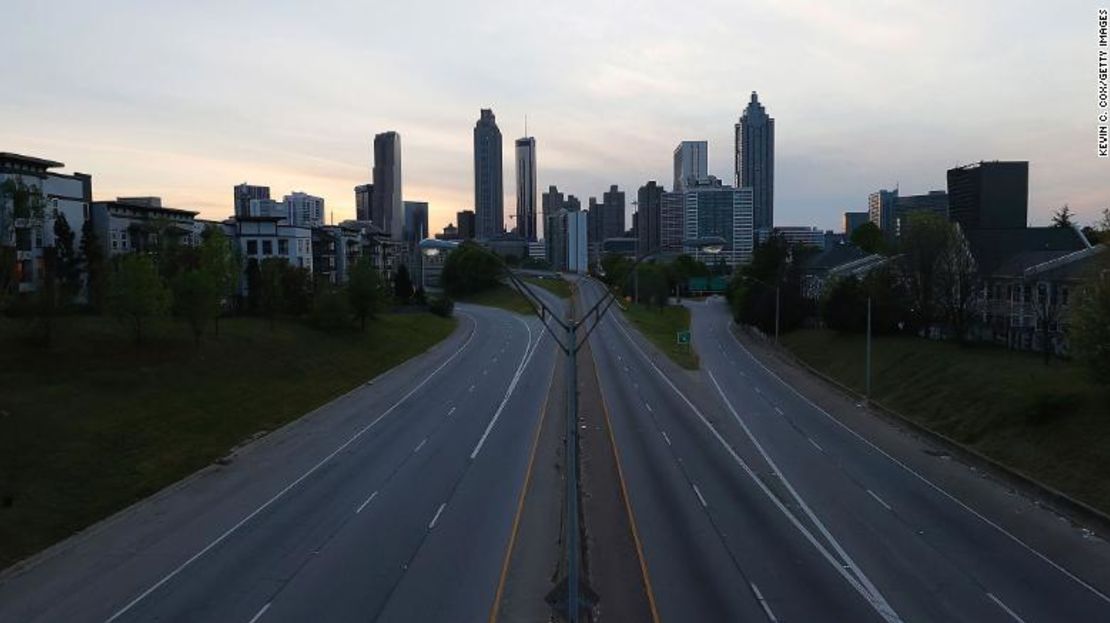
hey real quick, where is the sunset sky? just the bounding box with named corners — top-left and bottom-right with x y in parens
top-left (2, 0), bottom-right (1105, 236)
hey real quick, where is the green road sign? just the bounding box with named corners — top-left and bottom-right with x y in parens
top-left (676, 331), bottom-right (691, 345)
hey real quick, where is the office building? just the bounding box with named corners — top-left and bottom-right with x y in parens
top-left (473, 109), bottom-right (504, 239)
top-left (234, 184), bottom-right (270, 218)
top-left (601, 185), bottom-right (625, 240)
top-left (947, 161), bottom-right (1029, 230)
top-left (868, 189), bottom-right (898, 233)
top-left (372, 131), bottom-right (403, 240)
top-left (355, 183), bottom-right (373, 221)
top-left (735, 91), bottom-right (775, 232)
top-left (515, 136), bottom-right (537, 241)
top-left (894, 190), bottom-right (948, 236)
top-left (660, 191), bottom-right (686, 256)
top-left (456, 210), bottom-right (476, 240)
top-left (636, 181), bottom-right (664, 259)
top-left (843, 211), bottom-right (870, 234)
top-left (679, 181), bottom-right (754, 267)
top-left (284, 191), bottom-right (325, 227)
top-left (403, 201), bottom-right (429, 243)
top-left (566, 210), bottom-right (588, 273)
top-left (774, 226), bottom-right (826, 250)
top-left (673, 140), bottom-right (708, 191)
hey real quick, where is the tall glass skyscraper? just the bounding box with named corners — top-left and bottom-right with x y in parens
top-left (473, 109), bottom-right (504, 240)
top-left (372, 131), bottom-right (403, 240)
top-left (515, 136), bottom-right (537, 241)
top-left (735, 91), bottom-right (774, 232)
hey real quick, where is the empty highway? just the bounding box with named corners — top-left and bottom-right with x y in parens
top-left (577, 275), bottom-right (1110, 623)
top-left (0, 302), bottom-right (558, 623)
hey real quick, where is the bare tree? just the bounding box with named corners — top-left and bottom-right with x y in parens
top-left (935, 224), bottom-right (979, 343)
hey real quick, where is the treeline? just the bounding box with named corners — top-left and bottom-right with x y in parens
top-left (727, 211), bottom-right (1110, 382)
top-left (598, 253), bottom-right (716, 307)
top-left (1, 215), bottom-right (441, 347)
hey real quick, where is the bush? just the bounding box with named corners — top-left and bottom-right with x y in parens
top-left (1026, 391), bottom-right (1082, 426)
top-left (311, 286), bottom-right (353, 331)
top-left (428, 297), bottom-right (454, 318)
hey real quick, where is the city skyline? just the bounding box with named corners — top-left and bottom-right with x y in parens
top-left (1, 1), bottom-right (1103, 238)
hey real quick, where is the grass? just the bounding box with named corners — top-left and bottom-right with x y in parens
top-left (523, 276), bottom-right (572, 299)
top-left (780, 328), bottom-right (1110, 514)
top-left (459, 284), bottom-right (535, 315)
top-left (0, 312), bottom-right (456, 568)
top-left (622, 303), bottom-right (699, 370)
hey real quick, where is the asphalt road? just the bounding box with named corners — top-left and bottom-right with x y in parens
top-left (576, 276), bottom-right (1110, 623)
top-left (0, 302), bottom-right (557, 623)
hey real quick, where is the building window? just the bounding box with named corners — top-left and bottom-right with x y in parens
top-left (262, 240), bottom-right (273, 255)
top-left (278, 239), bottom-right (289, 255)
top-left (247, 240), bottom-right (258, 255)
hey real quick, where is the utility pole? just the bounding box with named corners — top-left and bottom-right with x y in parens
top-left (865, 295), bottom-right (872, 404)
top-left (564, 317), bottom-right (580, 622)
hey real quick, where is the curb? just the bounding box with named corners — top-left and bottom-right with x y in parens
top-left (732, 323), bottom-right (1110, 538)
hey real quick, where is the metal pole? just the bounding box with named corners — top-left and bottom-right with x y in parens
top-left (565, 320), bottom-right (580, 623)
top-left (865, 295), bottom-right (872, 404)
top-left (774, 286), bottom-right (780, 344)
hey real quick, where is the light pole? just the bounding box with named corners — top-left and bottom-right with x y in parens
top-left (865, 295), bottom-right (872, 404)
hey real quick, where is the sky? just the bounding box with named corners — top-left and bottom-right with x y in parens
top-left (2, 0), bottom-right (1106, 238)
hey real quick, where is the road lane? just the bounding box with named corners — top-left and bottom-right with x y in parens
top-left (690, 296), bottom-right (1110, 622)
top-left (0, 303), bottom-right (557, 623)
top-left (575, 276), bottom-right (883, 622)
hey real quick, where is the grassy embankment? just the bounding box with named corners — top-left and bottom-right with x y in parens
top-left (622, 303), bottom-right (699, 370)
top-left (458, 284), bottom-right (535, 315)
top-left (781, 328), bottom-right (1110, 514)
top-left (0, 312), bottom-right (456, 568)
top-left (523, 276), bottom-right (572, 299)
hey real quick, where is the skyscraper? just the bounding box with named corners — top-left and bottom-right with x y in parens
top-left (673, 141), bottom-right (708, 191)
top-left (457, 210), bottom-right (476, 240)
top-left (372, 131), bottom-right (403, 239)
top-left (636, 181), bottom-right (664, 258)
top-left (681, 181), bottom-right (754, 267)
top-left (234, 184), bottom-right (270, 218)
top-left (515, 136), bottom-right (537, 241)
top-left (946, 161), bottom-right (1028, 230)
top-left (284, 191), bottom-right (325, 227)
top-left (355, 183), bottom-right (373, 222)
top-left (403, 201), bottom-right (429, 243)
top-left (735, 91), bottom-right (775, 232)
top-left (473, 109), bottom-right (504, 240)
top-left (602, 184), bottom-right (625, 240)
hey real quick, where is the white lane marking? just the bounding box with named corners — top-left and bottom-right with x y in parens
top-left (447, 406), bottom-right (456, 416)
top-left (987, 593), bottom-right (1027, 622)
top-left (603, 309), bottom-right (900, 623)
top-left (470, 315), bottom-right (546, 459)
top-left (707, 369), bottom-right (897, 620)
top-left (617, 353), bottom-right (623, 361)
top-left (644, 403), bottom-right (654, 413)
top-left (413, 438), bottom-right (427, 453)
top-left (355, 490), bottom-right (379, 514)
top-left (468, 384), bottom-right (475, 392)
top-left (428, 502), bottom-right (446, 529)
top-left (740, 370), bottom-right (747, 377)
top-left (808, 437), bottom-right (824, 452)
top-left (492, 357), bottom-right (498, 363)
top-left (483, 370), bottom-right (488, 376)
top-left (104, 314), bottom-right (482, 623)
top-left (247, 602), bottom-right (271, 623)
top-left (750, 583), bottom-right (778, 622)
top-left (661, 431), bottom-right (672, 446)
top-left (722, 321), bottom-right (1110, 605)
top-left (754, 386), bottom-right (762, 394)
top-left (867, 489), bottom-right (893, 512)
top-left (774, 406), bottom-right (784, 415)
top-left (692, 484), bottom-right (708, 508)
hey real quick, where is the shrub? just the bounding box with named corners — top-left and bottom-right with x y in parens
top-left (428, 297), bottom-right (454, 318)
top-left (311, 286), bottom-right (353, 331)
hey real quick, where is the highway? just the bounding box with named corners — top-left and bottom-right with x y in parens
top-left (577, 276), bottom-right (1110, 622)
top-left (0, 301), bottom-right (558, 623)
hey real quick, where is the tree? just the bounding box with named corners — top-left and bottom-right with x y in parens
top-left (311, 284), bottom-right (353, 331)
top-left (281, 266), bottom-right (313, 316)
top-left (257, 257), bottom-right (286, 330)
top-left (728, 237), bottom-right (810, 335)
top-left (1051, 205), bottom-right (1075, 228)
top-left (441, 242), bottom-right (502, 297)
top-left (1070, 258), bottom-right (1110, 382)
top-left (80, 218), bottom-right (107, 311)
top-left (197, 226), bottom-right (238, 334)
top-left (635, 262), bottom-right (670, 308)
top-left (850, 221), bottom-right (885, 254)
top-left (52, 213), bottom-right (80, 303)
top-left (934, 225), bottom-right (979, 343)
top-left (173, 268), bottom-right (220, 346)
top-left (393, 263), bottom-right (414, 304)
top-left (348, 257), bottom-right (383, 330)
top-left (108, 254), bottom-right (171, 343)
top-left (244, 258), bottom-right (262, 314)
top-left (898, 211), bottom-right (950, 332)
top-left (822, 276), bottom-right (866, 333)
